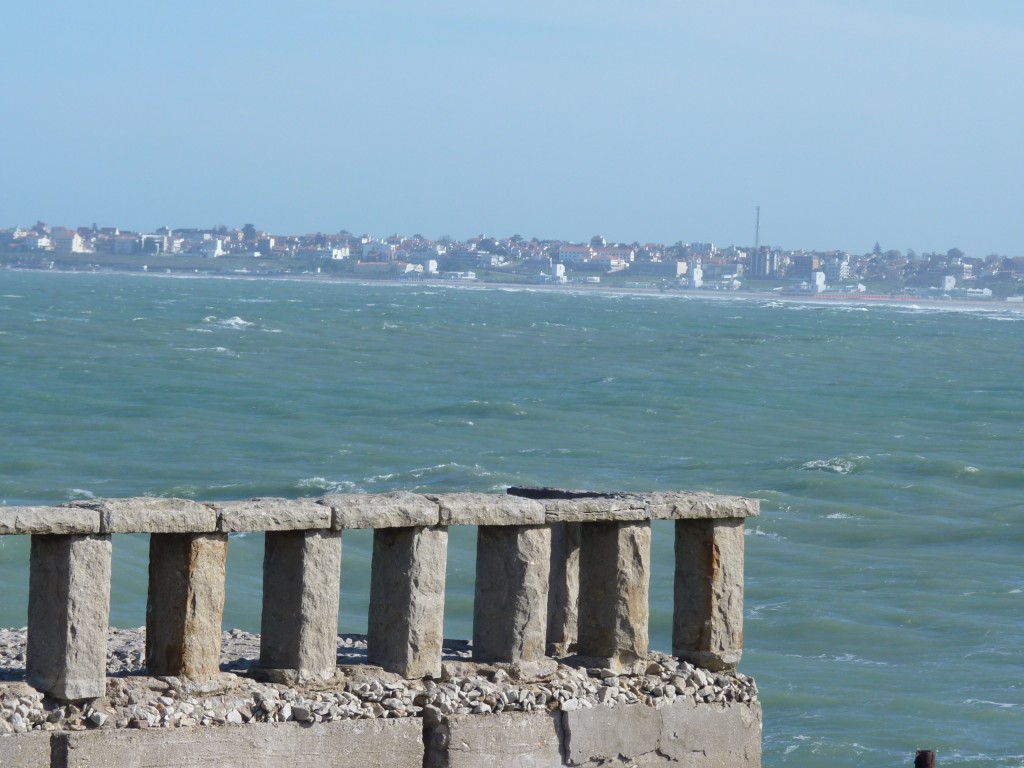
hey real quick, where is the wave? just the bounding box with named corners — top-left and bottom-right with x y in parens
top-left (745, 526), bottom-right (787, 541)
top-left (176, 346), bottom-right (236, 356)
top-left (296, 477), bottom-right (355, 493)
top-left (962, 698), bottom-right (1018, 710)
top-left (797, 455), bottom-right (870, 475)
top-left (202, 315), bottom-right (254, 329)
top-left (425, 400), bottom-right (526, 418)
top-left (784, 651), bottom-right (889, 667)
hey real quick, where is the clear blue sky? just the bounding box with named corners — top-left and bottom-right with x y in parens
top-left (2, 1), bottom-right (1022, 255)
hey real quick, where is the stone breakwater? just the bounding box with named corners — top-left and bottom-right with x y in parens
top-left (0, 628), bottom-right (757, 734)
top-left (0, 490), bottom-right (761, 765)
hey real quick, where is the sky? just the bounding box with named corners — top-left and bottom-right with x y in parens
top-left (2, 1), bottom-right (1022, 256)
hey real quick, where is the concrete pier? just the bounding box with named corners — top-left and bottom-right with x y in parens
top-left (0, 489), bottom-right (761, 767)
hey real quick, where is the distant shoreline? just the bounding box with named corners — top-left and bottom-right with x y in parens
top-left (4, 263), bottom-right (1023, 313)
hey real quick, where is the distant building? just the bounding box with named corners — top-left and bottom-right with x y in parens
top-left (788, 254), bottom-right (820, 279)
top-left (198, 238), bottom-right (225, 258)
top-left (51, 228), bottom-right (87, 253)
top-left (141, 234), bottom-right (168, 254)
top-left (629, 260), bottom-right (686, 278)
top-left (113, 234), bottom-right (141, 255)
top-left (558, 244), bottom-right (593, 263)
top-left (748, 248), bottom-right (778, 278)
top-left (823, 255), bottom-right (851, 283)
top-left (688, 260), bottom-right (703, 288)
top-left (361, 240), bottom-right (396, 261)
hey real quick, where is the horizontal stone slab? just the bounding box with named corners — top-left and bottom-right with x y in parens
top-left (646, 492), bottom-right (760, 520)
top-left (440, 711), bottom-right (562, 768)
top-left (659, 699), bottom-right (762, 766)
top-left (68, 498), bottom-right (218, 534)
top-left (506, 487), bottom-right (649, 523)
top-left (0, 731), bottom-right (53, 765)
top-left (508, 488), bottom-right (758, 523)
top-left (323, 492), bottom-right (439, 529)
top-left (0, 506), bottom-right (100, 535)
top-left (427, 493), bottom-right (546, 526)
top-left (56, 718), bottom-right (424, 768)
top-left (562, 700), bottom-right (761, 767)
top-left (3, 490), bottom-right (756, 535)
top-left (542, 498), bottom-right (649, 524)
top-left (217, 498), bottom-right (331, 532)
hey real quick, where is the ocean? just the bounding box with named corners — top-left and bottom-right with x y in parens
top-left (0, 270), bottom-right (1021, 766)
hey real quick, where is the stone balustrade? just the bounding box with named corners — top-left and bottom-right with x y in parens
top-left (0, 488), bottom-right (758, 702)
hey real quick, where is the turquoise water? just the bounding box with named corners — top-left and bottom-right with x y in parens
top-left (1, 271), bottom-right (1021, 766)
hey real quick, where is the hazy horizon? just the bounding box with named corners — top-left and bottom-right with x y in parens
top-left (3, 1), bottom-right (1022, 256)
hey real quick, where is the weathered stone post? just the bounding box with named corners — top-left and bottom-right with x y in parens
top-left (506, 489), bottom-right (652, 668)
top-left (261, 529), bottom-right (342, 678)
top-left (546, 521), bottom-right (581, 656)
top-left (219, 499), bottom-right (340, 681)
top-left (147, 532), bottom-right (228, 678)
top-left (74, 497), bottom-right (225, 680)
top-left (577, 521), bottom-right (651, 670)
top-left (473, 525), bottom-right (551, 662)
top-left (639, 491), bottom-right (758, 672)
top-left (27, 533), bottom-right (111, 700)
top-left (324, 492), bottom-right (445, 679)
top-left (3, 505), bottom-right (107, 702)
top-left (672, 518), bottom-right (746, 672)
top-left (367, 526), bottom-right (448, 677)
top-left (428, 493), bottom-right (551, 664)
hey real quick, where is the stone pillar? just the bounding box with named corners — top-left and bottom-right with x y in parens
top-left (473, 525), bottom-right (551, 663)
top-left (673, 518), bottom-right (745, 671)
top-left (546, 522), bottom-right (581, 656)
top-left (27, 534), bottom-right (111, 700)
top-left (146, 532), bottom-right (227, 679)
top-left (260, 529), bottom-right (342, 680)
top-left (577, 521), bottom-right (650, 670)
top-left (367, 526), bottom-right (447, 678)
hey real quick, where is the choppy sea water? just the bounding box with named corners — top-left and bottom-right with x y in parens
top-left (0, 271), bottom-right (1021, 766)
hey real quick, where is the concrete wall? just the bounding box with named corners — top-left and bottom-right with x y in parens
top-left (0, 700), bottom-right (760, 768)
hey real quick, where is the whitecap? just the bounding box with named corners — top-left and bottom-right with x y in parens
top-left (962, 698), bottom-right (1017, 709)
top-left (65, 488), bottom-right (96, 500)
top-left (825, 512), bottom-right (859, 519)
top-left (296, 477), bottom-right (334, 491)
top-left (798, 455), bottom-right (869, 474)
top-left (745, 527), bottom-right (786, 541)
top-left (203, 315), bottom-right (254, 329)
top-left (178, 346), bottom-right (233, 354)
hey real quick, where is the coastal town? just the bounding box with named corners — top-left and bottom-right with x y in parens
top-left (2, 220), bottom-right (1022, 301)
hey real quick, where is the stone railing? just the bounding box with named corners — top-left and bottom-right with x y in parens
top-left (0, 488), bottom-right (758, 702)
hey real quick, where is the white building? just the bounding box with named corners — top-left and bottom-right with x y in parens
top-left (198, 238), bottom-right (226, 258)
top-left (688, 260), bottom-right (703, 288)
top-left (51, 229), bottom-right (87, 253)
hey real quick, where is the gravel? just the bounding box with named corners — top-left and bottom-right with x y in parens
top-left (0, 627), bottom-right (757, 733)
